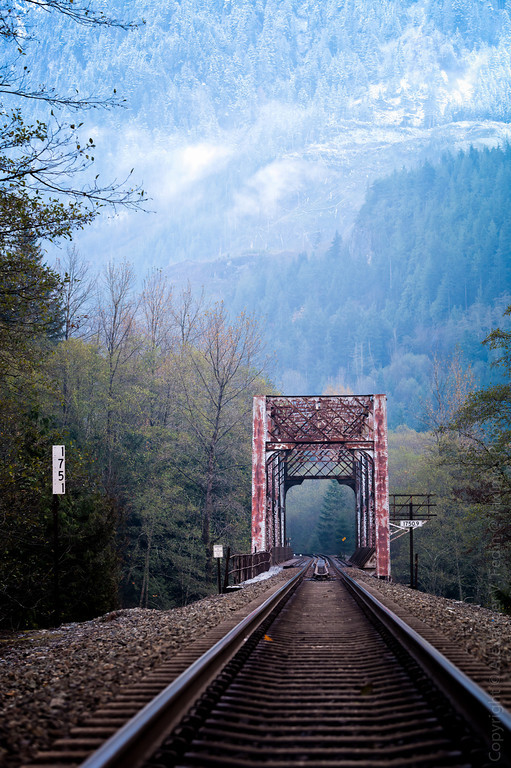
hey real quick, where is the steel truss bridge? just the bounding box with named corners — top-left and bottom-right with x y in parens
top-left (251, 394), bottom-right (390, 578)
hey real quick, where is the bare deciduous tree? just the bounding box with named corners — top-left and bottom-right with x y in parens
top-left (56, 245), bottom-right (96, 341)
top-left (171, 283), bottom-right (206, 347)
top-left (176, 301), bottom-right (266, 579)
top-left (424, 349), bottom-right (476, 435)
top-left (140, 269), bottom-right (174, 351)
top-left (96, 260), bottom-right (139, 484)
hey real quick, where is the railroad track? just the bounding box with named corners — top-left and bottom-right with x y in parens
top-left (27, 558), bottom-right (511, 768)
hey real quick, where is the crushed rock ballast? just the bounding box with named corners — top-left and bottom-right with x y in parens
top-left (1, 568), bottom-right (510, 768)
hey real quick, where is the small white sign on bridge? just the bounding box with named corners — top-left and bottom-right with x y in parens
top-left (399, 519), bottom-right (426, 529)
top-left (52, 445), bottom-right (65, 495)
top-left (213, 545), bottom-right (224, 559)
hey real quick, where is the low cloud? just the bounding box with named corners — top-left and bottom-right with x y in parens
top-left (232, 157), bottom-right (324, 220)
top-left (92, 126), bottom-right (234, 208)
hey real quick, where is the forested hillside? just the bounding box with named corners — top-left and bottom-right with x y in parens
top-left (0, 252), bottom-right (271, 629)
top-left (354, 144), bottom-right (511, 322)
top-left (172, 144), bottom-right (511, 427)
top-left (24, 0), bottom-right (511, 265)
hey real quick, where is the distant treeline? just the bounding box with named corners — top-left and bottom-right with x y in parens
top-left (355, 143), bottom-right (511, 322)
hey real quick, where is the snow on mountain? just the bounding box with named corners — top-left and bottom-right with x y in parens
top-left (15, 0), bottom-right (511, 268)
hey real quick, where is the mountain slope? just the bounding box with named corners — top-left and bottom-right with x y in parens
top-left (167, 144), bottom-right (511, 427)
top-left (19, 0), bottom-right (511, 266)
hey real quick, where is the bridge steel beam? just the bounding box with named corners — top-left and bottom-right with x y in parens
top-left (373, 393), bottom-right (390, 578)
top-left (251, 395), bottom-right (267, 553)
top-left (251, 394), bottom-right (391, 578)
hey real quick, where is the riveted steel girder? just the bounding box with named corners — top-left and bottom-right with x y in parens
top-left (251, 395), bottom-right (390, 578)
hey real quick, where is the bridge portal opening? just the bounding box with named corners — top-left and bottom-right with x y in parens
top-left (286, 480), bottom-right (356, 557)
top-left (251, 395), bottom-right (390, 578)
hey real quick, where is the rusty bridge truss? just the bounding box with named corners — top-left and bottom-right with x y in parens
top-left (251, 395), bottom-right (390, 578)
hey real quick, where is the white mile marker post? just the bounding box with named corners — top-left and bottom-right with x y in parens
top-left (52, 446), bottom-right (65, 625)
top-left (213, 544), bottom-right (224, 594)
top-left (52, 445), bottom-right (65, 495)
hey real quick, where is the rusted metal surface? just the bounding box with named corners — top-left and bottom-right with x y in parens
top-left (251, 396), bottom-right (267, 553)
top-left (373, 394), bottom-right (390, 578)
top-left (267, 395), bottom-right (373, 442)
top-left (285, 445), bottom-right (356, 483)
top-left (252, 395), bottom-right (391, 577)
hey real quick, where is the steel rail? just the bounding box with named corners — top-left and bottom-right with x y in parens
top-left (79, 562), bottom-right (309, 768)
top-left (335, 561), bottom-right (511, 766)
top-left (151, 559), bottom-right (503, 767)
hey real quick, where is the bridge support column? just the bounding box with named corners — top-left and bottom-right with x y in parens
top-left (374, 394), bottom-right (390, 579)
top-left (251, 395), bottom-right (391, 578)
top-left (251, 395), bottom-right (267, 552)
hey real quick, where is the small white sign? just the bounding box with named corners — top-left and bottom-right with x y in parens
top-left (399, 519), bottom-right (426, 528)
top-left (52, 445), bottom-right (65, 495)
top-left (213, 545), bottom-right (224, 558)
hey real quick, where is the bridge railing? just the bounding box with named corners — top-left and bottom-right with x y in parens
top-left (223, 545), bottom-right (294, 589)
top-left (271, 545), bottom-right (294, 565)
top-left (224, 551), bottom-right (271, 587)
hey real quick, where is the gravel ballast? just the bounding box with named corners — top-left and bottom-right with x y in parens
top-left (352, 571), bottom-right (511, 677)
top-left (0, 570), bottom-right (295, 768)
top-left (1, 567), bottom-right (510, 767)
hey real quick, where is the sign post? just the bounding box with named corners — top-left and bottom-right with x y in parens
top-left (408, 501), bottom-right (415, 591)
top-left (390, 494), bottom-right (436, 590)
top-left (213, 544), bottom-right (223, 594)
top-left (52, 446), bottom-right (65, 625)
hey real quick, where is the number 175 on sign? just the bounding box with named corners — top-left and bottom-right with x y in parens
top-left (52, 445), bottom-right (65, 494)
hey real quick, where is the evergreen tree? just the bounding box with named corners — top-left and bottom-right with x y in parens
top-left (313, 481), bottom-right (356, 555)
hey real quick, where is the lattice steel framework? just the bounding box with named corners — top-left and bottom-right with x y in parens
top-left (252, 395), bottom-right (390, 578)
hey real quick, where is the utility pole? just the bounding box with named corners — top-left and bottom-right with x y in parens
top-left (409, 500), bottom-right (414, 589)
top-left (390, 495), bottom-right (436, 590)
